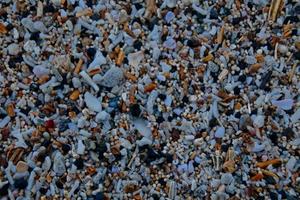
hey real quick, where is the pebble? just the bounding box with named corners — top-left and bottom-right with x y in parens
top-left (286, 157), bottom-right (296, 172)
top-left (7, 43), bottom-right (20, 56)
top-left (221, 173), bottom-right (234, 185)
top-left (253, 115), bottom-right (265, 128)
top-left (215, 126), bottom-right (225, 138)
top-left (16, 161), bottom-right (28, 173)
top-left (77, 140), bottom-right (85, 155)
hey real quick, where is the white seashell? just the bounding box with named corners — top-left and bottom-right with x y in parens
top-left (215, 126), bottom-right (225, 138)
top-left (53, 152), bottom-right (66, 176)
top-left (84, 92), bottom-right (102, 112)
top-left (271, 99), bottom-right (293, 110)
top-left (88, 51), bottom-right (107, 70)
top-left (80, 71), bottom-right (99, 92)
top-left (253, 115), bottom-right (265, 128)
top-left (286, 156), bottom-right (296, 172)
top-left (77, 140), bottom-right (85, 155)
top-left (128, 51), bottom-right (144, 67)
top-left (7, 43), bottom-right (20, 55)
top-left (221, 173), bottom-right (233, 185)
top-left (168, 181), bottom-right (177, 199)
top-left (0, 116), bottom-right (11, 128)
top-left (291, 108), bottom-right (300, 123)
top-left (132, 119), bottom-right (152, 139)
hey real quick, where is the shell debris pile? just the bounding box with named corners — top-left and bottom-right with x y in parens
top-left (0, 0), bottom-right (300, 199)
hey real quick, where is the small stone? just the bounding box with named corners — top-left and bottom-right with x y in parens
top-left (96, 111), bottom-right (110, 122)
top-left (165, 11), bottom-right (175, 23)
top-left (163, 37), bottom-right (176, 49)
top-left (253, 115), bottom-right (265, 128)
top-left (278, 44), bottom-right (288, 54)
top-left (33, 21), bottom-right (47, 33)
top-left (16, 161), bottom-right (28, 173)
top-left (33, 65), bottom-right (49, 78)
top-left (221, 173), bottom-right (233, 185)
top-left (130, 104), bottom-right (141, 117)
top-left (77, 140), bottom-right (85, 155)
top-left (165, 0), bottom-right (177, 8)
top-left (72, 77), bottom-right (82, 88)
top-left (14, 178), bottom-right (28, 189)
top-left (7, 43), bottom-right (20, 55)
top-left (215, 126), bottom-right (225, 138)
top-left (128, 51), bottom-right (144, 67)
top-left (286, 156), bottom-right (296, 171)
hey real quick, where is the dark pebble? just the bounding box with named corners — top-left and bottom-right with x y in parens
top-left (39, 187), bottom-right (48, 195)
top-left (130, 104), bottom-right (141, 117)
top-left (56, 180), bottom-right (64, 189)
top-left (152, 194), bottom-right (160, 200)
top-left (294, 51), bottom-right (300, 60)
top-left (156, 115), bottom-right (164, 123)
top-left (232, 17), bottom-right (242, 25)
top-left (14, 178), bottom-right (28, 189)
top-left (283, 16), bottom-right (299, 24)
top-left (133, 40), bottom-right (143, 50)
top-left (96, 141), bottom-right (107, 159)
top-left (269, 192), bottom-right (278, 200)
top-left (186, 39), bottom-right (200, 48)
top-left (30, 32), bottom-right (40, 42)
top-left (269, 132), bottom-right (278, 144)
top-left (264, 175), bottom-right (277, 185)
top-left (87, 47), bottom-right (97, 59)
top-left (282, 128), bottom-right (295, 140)
top-left (74, 157), bottom-right (84, 169)
top-left (95, 192), bottom-right (105, 200)
top-left (238, 74), bottom-right (247, 82)
top-left (158, 93), bottom-right (166, 100)
top-left (259, 71), bottom-right (272, 90)
top-left (0, 183), bottom-right (9, 196)
top-left (62, 143), bottom-right (71, 155)
top-left (209, 118), bottom-right (219, 128)
top-left (44, 4), bottom-right (56, 13)
top-left (233, 86), bottom-right (240, 95)
top-left (210, 8), bottom-right (219, 19)
top-left (237, 60), bottom-right (247, 70)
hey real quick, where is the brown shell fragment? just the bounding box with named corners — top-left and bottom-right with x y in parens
top-left (202, 54), bottom-right (214, 62)
top-left (124, 71), bottom-right (138, 82)
top-left (74, 59), bottom-right (83, 74)
top-left (70, 90), bottom-right (80, 100)
top-left (0, 22), bottom-right (7, 34)
top-left (217, 26), bottom-right (225, 44)
top-left (268, 0), bottom-right (283, 22)
top-left (144, 83), bottom-right (156, 93)
top-left (124, 184), bottom-right (138, 193)
top-left (116, 50), bottom-right (125, 65)
top-left (76, 8), bottom-right (93, 17)
top-left (6, 103), bottom-right (15, 117)
top-left (256, 159), bottom-right (281, 168)
top-left (248, 63), bottom-right (263, 74)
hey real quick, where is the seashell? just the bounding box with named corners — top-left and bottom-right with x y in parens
top-left (70, 90), bottom-right (80, 101)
